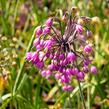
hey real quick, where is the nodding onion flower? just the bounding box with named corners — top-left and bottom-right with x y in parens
top-left (26, 8), bottom-right (97, 91)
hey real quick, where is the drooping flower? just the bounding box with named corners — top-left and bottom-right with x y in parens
top-left (87, 30), bottom-right (93, 38)
top-left (43, 27), bottom-right (51, 35)
top-left (26, 8), bottom-right (97, 91)
top-left (26, 52), bottom-right (33, 61)
top-left (77, 72), bottom-right (85, 81)
top-left (62, 85), bottom-right (73, 91)
top-left (36, 26), bottom-right (43, 36)
top-left (84, 44), bottom-right (92, 54)
top-left (33, 38), bottom-right (40, 47)
top-left (90, 66), bottom-right (97, 74)
top-left (46, 18), bottom-right (53, 27)
top-left (41, 70), bottom-right (52, 78)
top-left (76, 24), bottom-right (83, 34)
top-left (67, 52), bottom-right (77, 62)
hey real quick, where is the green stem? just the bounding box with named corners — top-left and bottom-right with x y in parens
top-left (68, 92), bottom-right (72, 108)
top-left (87, 73), bottom-right (90, 109)
top-left (12, 0), bottom-right (19, 36)
top-left (77, 93), bottom-right (80, 109)
top-left (77, 80), bottom-right (86, 109)
top-left (87, 85), bottom-right (90, 109)
top-left (12, 28), bottom-right (36, 95)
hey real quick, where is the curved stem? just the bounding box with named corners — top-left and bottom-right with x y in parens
top-left (51, 26), bottom-right (60, 41)
top-left (77, 80), bottom-right (86, 109)
top-left (87, 73), bottom-right (90, 109)
top-left (68, 92), bottom-right (72, 108)
top-left (87, 84), bottom-right (90, 109)
top-left (12, 28), bottom-right (36, 95)
top-left (54, 17), bottom-right (63, 36)
top-left (12, 0), bottom-right (19, 36)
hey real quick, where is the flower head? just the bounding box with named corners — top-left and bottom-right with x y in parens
top-left (26, 8), bottom-right (97, 91)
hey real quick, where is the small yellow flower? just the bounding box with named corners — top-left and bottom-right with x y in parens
top-left (0, 76), bottom-right (6, 91)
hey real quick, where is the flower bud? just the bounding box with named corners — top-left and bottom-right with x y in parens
top-left (84, 59), bottom-right (91, 66)
top-left (90, 66), bottom-right (97, 74)
top-left (46, 70), bottom-right (52, 78)
top-left (35, 61), bottom-right (44, 69)
top-left (87, 30), bottom-right (93, 38)
top-left (26, 52), bottom-right (33, 61)
top-left (76, 24), bottom-right (83, 34)
top-left (33, 38), bottom-right (40, 47)
top-left (71, 68), bottom-right (79, 75)
top-left (36, 27), bottom-right (43, 36)
top-left (48, 63), bottom-right (55, 70)
top-left (59, 54), bottom-right (65, 60)
top-left (77, 72), bottom-right (84, 81)
top-left (62, 12), bottom-right (68, 22)
top-left (31, 52), bottom-right (39, 63)
top-left (55, 73), bottom-right (61, 80)
top-left (82, 66), bottom-right (89, 73)
top-left (62, 85), bottom-right (73, 91)
top-left (84, 44), bottom-right (92, 54)
top-left (67, 52), bottom-right (77, 62)
top-left (61, 75), bottom-right (70, 83)
top-left (45, 51), bottom-right (50, 58)
top-left (44, 40), bottom-right (52, 49)
top-left (65, 68), bottom-right (72, 75)
top-left (43, 27), bottom-right (51, 35)
top-left (46, 18), bottom-right (53, 27)
top-left (41, 70), bottom-right (46, 77)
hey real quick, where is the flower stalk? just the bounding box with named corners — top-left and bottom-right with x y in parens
top-left (77, 80), bottom-right (86, 109)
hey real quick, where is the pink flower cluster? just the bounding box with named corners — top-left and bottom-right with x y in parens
top-left (26, 12), bottom-right (97, 91)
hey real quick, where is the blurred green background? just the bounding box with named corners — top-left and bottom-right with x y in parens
top-left (0, 0), bottom-right (109, 109)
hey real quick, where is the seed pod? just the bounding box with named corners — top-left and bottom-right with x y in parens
top-left (87, 30), bottom-right (93, 38)
top-left (91, 17), bottom-right (100, 25)
top-left (71, 6), bottom-right (78, 14)
top-left (78, 18), bottom-right (84, 25)
top-left (62, 12), bottom-right (69, 22)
